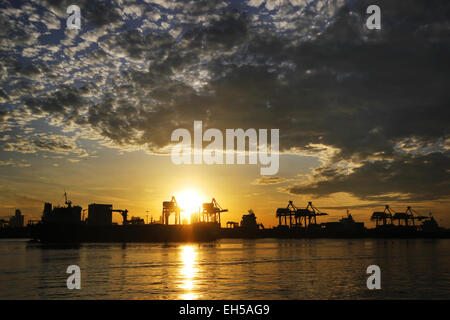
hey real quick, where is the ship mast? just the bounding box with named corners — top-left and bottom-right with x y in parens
top-left (64, 190), bottom-right (72, 208)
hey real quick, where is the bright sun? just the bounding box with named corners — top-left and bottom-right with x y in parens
top-left (176, 190), bottom-right (204, 220)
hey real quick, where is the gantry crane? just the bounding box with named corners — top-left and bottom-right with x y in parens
top-left (392, 206), bottom-right (430, 226)
top-left (201, 198), bottom-right (228, 225)
top-left (371, 205), bottom-right (395, 227)
top-left (276, 201), bottom-right (328, 227)
top-left (112, 209), bottom-right (128, 225)
top-left (162, 196), bottom-right (181, 225)
top-left (276, 200), bottom-right (298, 227)
top-left (298, 202), bottom-right (328, 227)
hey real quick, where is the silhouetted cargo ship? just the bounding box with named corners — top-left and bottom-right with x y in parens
top-left (30, 194), bottom-right (219, 243)
top-left (32, 222), bottom-right (219, 243)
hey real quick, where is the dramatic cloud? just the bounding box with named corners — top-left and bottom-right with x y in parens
top-left (252, 176), bottom-right (291, 185)
top-left (0, 159), bottom-right (31, 167)
top-left (2, 133), bottom-right (87, 156)
top-left (287, 152), bottom-right (450, 201)
top-left (0, 0), bottom-right (449, 202)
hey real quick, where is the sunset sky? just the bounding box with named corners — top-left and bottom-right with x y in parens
top-left (0, 0), bottom-right (449, 227)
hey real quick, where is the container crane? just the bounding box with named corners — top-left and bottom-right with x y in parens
top-left (276, 200), bottom-right (298, 227)
top-left (371, 205), bottom-right (394, 227)
top-left (201, 198), bottom-right (228, 225)
top-left (162, 196), bottom-right (181, 225)
top-left (297, 202), bottom-right (328, 227)
top-left (112, 209), bottom-right (128, 225)
top-left (393, 206), bottom-right (430, 226)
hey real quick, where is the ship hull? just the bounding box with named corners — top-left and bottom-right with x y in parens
top-left (22, 223), bottom-right (450, 242)
top-left (31, 223), bottom-right (219, 243)
top-left (0, 227), bottom-right (31, 239)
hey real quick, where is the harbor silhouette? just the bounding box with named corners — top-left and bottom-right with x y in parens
top-left (1, 192), bottom-right (448, 242)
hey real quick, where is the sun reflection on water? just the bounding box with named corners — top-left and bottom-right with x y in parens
top-left (179, 245), bottom-right (198, 299)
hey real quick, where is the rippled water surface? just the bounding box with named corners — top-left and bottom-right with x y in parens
top-left (1, 238), bottom-right (449, 299)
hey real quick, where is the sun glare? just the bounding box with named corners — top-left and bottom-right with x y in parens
top-left (176, 189), bottom-right (204, 221)
top-left (179, 245), bottom-right (198, 299)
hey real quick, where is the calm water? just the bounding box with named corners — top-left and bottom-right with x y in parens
top-left (0, 238), bottom-right (449, 299)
